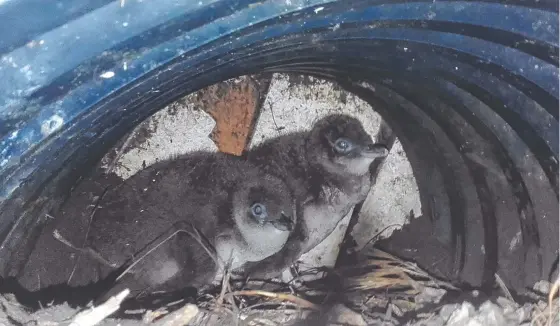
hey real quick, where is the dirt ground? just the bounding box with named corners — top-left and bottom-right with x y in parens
top-left (2, 246), bottom-right (557, 326)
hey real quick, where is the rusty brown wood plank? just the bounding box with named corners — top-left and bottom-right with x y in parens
top-left (196, 76), bottom-right (266, 156)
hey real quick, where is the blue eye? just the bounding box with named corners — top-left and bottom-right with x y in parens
top-left (251, 203), bottom-right (268, 220)
top-left (334, 138), bottom-right (353, 153)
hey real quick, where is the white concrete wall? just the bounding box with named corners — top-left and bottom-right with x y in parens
top-left (102, 98), bottom-right (218, 179)
top-left (102, 73), bottom-right (422, 275)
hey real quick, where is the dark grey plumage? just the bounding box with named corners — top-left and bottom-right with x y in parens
top-left (242, 114), bottom-right (389, 278)
top-left (86, 151), bottom-right (296, 300)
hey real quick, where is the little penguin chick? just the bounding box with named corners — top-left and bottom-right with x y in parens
top-left (85, 151), bottom-right (296, 300)
top-left (241, 113), bottom-right (389, 278)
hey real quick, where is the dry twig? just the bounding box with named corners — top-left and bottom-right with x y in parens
top-left (53, 229), bottom-right (117, 268)
top-left (69, 289), bottom-right (130, 326)
top-left (143, 308), bottom-right (169, 324)
top-left (104, 130), bottom-right (135, 174)
top-left (117, 225), bottom-right (219, 282)
top-left (226, 290), bottom-right (319, 310)
top-left (154, 304), bottom-right (199, 326)
top-left (358, 224), bottom-right (404, 252)
top-left (68, 188), bottom-right (109, 284)
top-left (547, 279), bottom-right (559, 326)
top-left (494, 273), bottom-right (514, 302)
top-left (531, 278), bottom-right (559, 326)
top-left (216, 256), bottom-right (233, 308)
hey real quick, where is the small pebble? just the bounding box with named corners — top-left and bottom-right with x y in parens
top-left (415, 287), bottom-right (447, 305)
top-left (464, 320), bottom-right (484, 326)
top-left (326, 304), bottom-right (367, 326)
top-left (476, 301), bottom-right (507, 325)
top-left (496, 296), bottom-right (518, 314)
top-left (447, 302), bottom-right (475, 325)
top-left (439, 304), bottom-right (461, 321)
top-left (533, 280), bottom-right (551, 295)
top-left (514, 303), bottom-right (534, 323)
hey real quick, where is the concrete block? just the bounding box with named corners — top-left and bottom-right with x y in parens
top-left (354, 140), bottom-right (422, 248)
top-left (108, 95), bottom-right (217, 180)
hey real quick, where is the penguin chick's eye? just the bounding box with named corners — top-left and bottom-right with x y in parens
top-left (334, 138), bottom-right (353, 154)
top-left (251, 203), bottom-right (268, 221)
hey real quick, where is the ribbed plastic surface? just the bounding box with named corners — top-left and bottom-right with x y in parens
top-left (0, 0), bottom-right (557, 291)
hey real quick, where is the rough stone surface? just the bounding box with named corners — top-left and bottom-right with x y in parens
top-left (415, 287), bottom-right (447, 305)
top-left (325, 304), bottom-right (367, 326)
top-left (404, 296), bottom-right (553, 326)
top-left (354, 141), bottom-right (422, 247)
top-left (104, 96), bottom-right (217, 180)
top-left (447, 302), bottom-right (476, 325)
top-left (439, 304), bottom-right (462, 322)
top-left (532, 280), bottom-right (551, 295)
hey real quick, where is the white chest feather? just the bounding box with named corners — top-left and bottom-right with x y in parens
top-left (303, 179), bottom-right (371, 252)
top-left (214, 226), bottom-right (289, 271)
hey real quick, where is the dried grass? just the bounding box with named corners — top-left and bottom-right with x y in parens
top-left (80, 246), bottom-right (442, 326)
top-left (3, 247), bottom-right (555, 326)
top-left (531, 278), bottom-right (559, 326)
top-left (116, 224), bottom-right (220, 283)
top-left (127, 248), bottom-right (458, 325)
top-left (335, 248), bottom-right (457, 294)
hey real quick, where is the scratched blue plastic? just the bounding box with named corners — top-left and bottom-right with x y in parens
top-left (0, 0), bottom-right (114, 52)
top-left (0, 0), bottom-right (558, 202)
top-left (1, 1), bottom-right (556, 108)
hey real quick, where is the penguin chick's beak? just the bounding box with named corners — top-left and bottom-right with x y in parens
top-left (361, 143), bottom-right (389, 159)
top-left (270, 213), bottom-right (293, 231)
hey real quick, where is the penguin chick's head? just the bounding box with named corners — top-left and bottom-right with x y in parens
top-left (308, 114), bottom-right (389, 176)
top-left (232, 174), bottom-right (296, 233)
